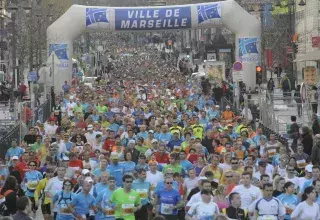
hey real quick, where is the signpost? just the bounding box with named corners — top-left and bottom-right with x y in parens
top-left (232, 71), bottom-right (244, 81)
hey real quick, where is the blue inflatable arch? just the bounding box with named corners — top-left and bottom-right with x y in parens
top-left (47, 0), bottom-right (261, 91)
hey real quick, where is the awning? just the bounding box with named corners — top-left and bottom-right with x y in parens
top-left (294, 49), bottom-right (320, 62)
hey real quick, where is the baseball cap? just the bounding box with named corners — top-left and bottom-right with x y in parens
top-left (128, 140), bottom-right (136, 144)
top-left (62, 156), bottom-right (70, 161)
top-left (82, 169), bottom-right (90, 175)
top-left (227, 124), bottom-right (233, 127)
top-left (151, 139), bottom-right (158, 144)
top-left (87, 124), bottom-right (93, 130)
top-left (226, 105), bottom-right (230, 109)
top-left (110, 152), bottom-right (119, 160)
top-left (215, 105), bottom-right (219, 108)
top-left (148, 130), bottom-right (154, 134)
top-left (84, 177), bottom-right (94, 183)
top-left (305, 164), bottom-right (313, 172)
top-left (148, 160), bottom-right (158, 165)
top-left (11, 156), bottom-right (19, 160)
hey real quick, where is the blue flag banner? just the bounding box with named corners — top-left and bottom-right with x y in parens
top-left (197, 3), bottom-right (221, 26)
top-left (86, 8), bottom-right (109, 27)
top-left (49, 44), bottom-right (69, 60)
top-left (115, 6), bottom-right (191, 30)
top-left (238, 37), bottom-right (260, 62)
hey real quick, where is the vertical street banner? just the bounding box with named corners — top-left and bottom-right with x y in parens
top-left (238, 37), bottom-right (260, 62)
top-left (114, 6), bottom-right (192, 30)
top-left (49, 44), bottom-right (69, 68)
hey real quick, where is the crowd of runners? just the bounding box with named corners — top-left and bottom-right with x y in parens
top-left (1, 36), bottom-right (320, 220)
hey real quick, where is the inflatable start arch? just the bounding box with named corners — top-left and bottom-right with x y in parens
top-left (47, 0), bottom-right (261, 91)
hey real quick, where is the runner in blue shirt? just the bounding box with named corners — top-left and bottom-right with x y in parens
top-left (24, 160), bottom-right (43, 214)
top-left (154, 176), bottom-right (184, 220)
top-left (121, 152), bottom-right (136, 176)
top-left (5, 139), bottom-right (24, 164)
top-left (132, 168), bottom-right (151, 220)
top-left (93, 171), bottom-right (109, 197)
top-left (70, 180), bottom-right (97, 219)
top-left (96, 176), bottom-right (117, 220)
top-left (277, 181), bottom-right (300, 220)
top-left (300, 165), bottom-right (320, 194)
top-left (52, 179), bottom-right (76, 220)
top-left (107, 153), bottom-right (124, 187)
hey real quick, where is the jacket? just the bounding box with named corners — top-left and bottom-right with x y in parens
top-left (311, 139), bottom-right (320, 165)
top-left (301, 133), bottom-right (313, 155)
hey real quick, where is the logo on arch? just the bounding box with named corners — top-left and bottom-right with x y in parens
top-left (86, 8), bottom-right (109, 27)
top-left (49, 44), bottom-right (69, 60)
top-left (197, 3), bottom-right (221, 25)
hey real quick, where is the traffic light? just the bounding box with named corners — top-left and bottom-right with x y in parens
top-left (256, 66), bottom-right (262, 85)
top-left (293, 44), bottom-right (298, 53)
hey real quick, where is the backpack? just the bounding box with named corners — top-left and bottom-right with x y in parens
top-left (58, 191), bottom-right (72, 205)
top-left (0, 189), bottom-right (14, 216)
top-left (315, 92), bottom-right (319, 100)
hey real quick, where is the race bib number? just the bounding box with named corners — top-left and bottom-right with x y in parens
top-left (257, 215), bottom-right (277, 220)
top-left (160, 203), bottom-right (174, 215)
top-left (268, 149), bottom-right (276, 157)
top-left (199, 216), bottom-right (214, 220)
top-left (122, 204), bottom-right (134, 215)
top-left (60, 204), bottom-right (71, 214)
top-left (105, 208), bottom-right (115, 216)
top-left (136, 189), bottom-right (148, 199)
top-left (27, 180), bottom-right (38, 189)
top-left (296, 159), bottom-right (306, 169)
top-left (285, 205), bottom-right (295, 214)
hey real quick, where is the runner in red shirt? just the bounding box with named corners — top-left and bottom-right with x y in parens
top-left (15, 152), bottom-right (30, 180)
top-left (154, 144), bottom-right (169, 164)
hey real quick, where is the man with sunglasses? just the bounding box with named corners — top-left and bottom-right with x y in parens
top-left (110, 174), bottom-right (141, 220)
top-left (154, 176), bottom-right (184, 220)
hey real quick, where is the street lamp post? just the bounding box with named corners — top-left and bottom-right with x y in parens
top-left (6, 2), bottom-right (31, 88)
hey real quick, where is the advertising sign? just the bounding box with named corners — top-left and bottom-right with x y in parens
top-left (115, 7), bottom-right (192, 30)
top-left (205, 61), bottom-right (225, 83)
top-left (303, 66), bottom-right (317, 86)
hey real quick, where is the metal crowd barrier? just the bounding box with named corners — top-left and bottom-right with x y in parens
top-left (0, 122), bottom-right (21, 159)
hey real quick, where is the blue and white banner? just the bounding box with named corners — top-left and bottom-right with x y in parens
top-left (49, 43), bottom-right (69, 68)
top-left (86, 8), bottom-right (110, 28)
top-left (115, 7), bottom-right (191, 30)
top-left (238, 37), bottom-right (260, 62)
top-left (197, 3), bottom-right (222, 27)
